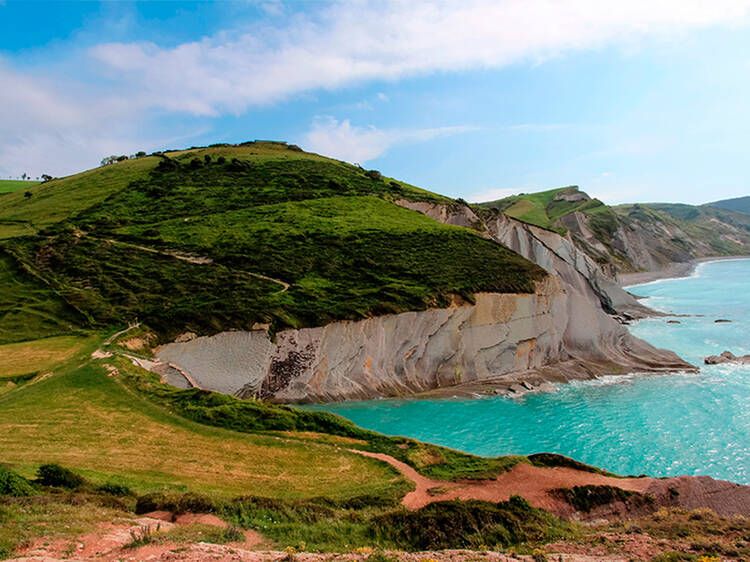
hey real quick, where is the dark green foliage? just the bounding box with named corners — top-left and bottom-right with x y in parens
top-left (35, 464), bottom-right (84, 489)
top-left (9, 235), bottom-right (281, 341)
top-left (96, 482), bottom-right (132, 497)
top-left (371, 496), bottom-right (571, 550)
top-left (551, 485), bottom-right (653, 513)
top-left (0, 466), bottom-right (36, 497)
top-left (528, 453), bottom-right (618, 476)
top-left (0, 252), bottom-right (87, 344)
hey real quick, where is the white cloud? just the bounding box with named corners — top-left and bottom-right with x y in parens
top-left (302, 117), bottom-right (476, 163)
top-left (467, 187), bottom-right (523, 203)
top-left (377, 92), bottom-right (389, 102)
top-left (89, 0), bottom-right (750, 116)
top-left (3, 0), bottom-right (750, 175)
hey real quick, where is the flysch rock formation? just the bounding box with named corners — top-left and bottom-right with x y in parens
top-left (151, 201), bottom-right (693, 403)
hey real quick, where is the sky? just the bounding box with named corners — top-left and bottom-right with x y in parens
top-left (1, 1), bottom-right (749, 205)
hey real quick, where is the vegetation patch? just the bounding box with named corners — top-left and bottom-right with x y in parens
top-left (551, 485), bottom-right (653, 513)
top-left (0, 466), bottom-right (36, 497)
top-left (371, 496), bottom-right (572, 551)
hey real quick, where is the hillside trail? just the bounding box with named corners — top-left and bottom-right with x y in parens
top-left (94, 237), bottom-right (290, 293)
top-left (351, 450), bottom-right (654, 513)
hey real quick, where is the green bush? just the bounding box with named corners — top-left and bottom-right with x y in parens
top-left (551, 485), bottom-right (653, 513)
top-left (371, 496), bottom-right (571, 550)
top-left (0, 466), bottom-right (36, 496)
top-left (96, 482), bottom-right (132, 496)
top-left (35, 464), bottom-right (84, 489)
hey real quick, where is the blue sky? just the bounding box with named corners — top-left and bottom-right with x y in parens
top-left (1, 1), bottom-right (749, 204)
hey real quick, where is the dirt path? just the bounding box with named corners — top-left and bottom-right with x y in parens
top-left (352, 450), bottom-right (653, 513)
top-left (98, 237), bottom-right (290, 293)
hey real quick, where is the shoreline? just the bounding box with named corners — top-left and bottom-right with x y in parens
top-left (619, 255), bottom-right (750, 289)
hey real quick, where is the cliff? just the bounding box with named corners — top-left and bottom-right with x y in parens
top-left (153, 201), bottom-right (691, 403)
top-left (478, 186), bottom-right (750, 276)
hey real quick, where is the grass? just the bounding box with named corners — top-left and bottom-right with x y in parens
top-left (0, 253), bottom-right (87, 344)
top-left (0, 180), bottom-right (40, 194)
top-left (0, 157), bottom-right (158, 239)
top-left (476, 185), bottom-right (612, 234)
top-left (0, 354), bottom-right (407, 500)
top-left (0, 335), bottom-right (97, 378)
top-left (0, 497), bottom-right (131, 559)
top-left (1, 143), bottom-right (545, 342)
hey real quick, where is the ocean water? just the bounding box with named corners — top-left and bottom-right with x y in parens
top-left (307, 259), bottom-right (750, 484)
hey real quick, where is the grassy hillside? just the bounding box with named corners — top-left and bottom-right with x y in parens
top-left (476, 185), bottom-right (615, 233)
top-left (706, 195), bottom-right (750, 215)
top-left (0, 141), bottom-right (546, 343)
top-left (0, 179), bottom-right (41, 194)
top-left (477, 184), bottom-right (750, 273)
top-left (0, 331), bottom-right (575, 556)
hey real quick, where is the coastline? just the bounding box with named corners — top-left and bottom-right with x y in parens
top-left (619, 255), bottom-right (750, 289)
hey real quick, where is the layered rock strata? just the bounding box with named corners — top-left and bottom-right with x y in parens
top-left (154, 202), bottom-right (692, 402)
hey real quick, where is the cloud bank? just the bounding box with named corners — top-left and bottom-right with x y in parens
top-left (2, 0), bottom-right (750, 175)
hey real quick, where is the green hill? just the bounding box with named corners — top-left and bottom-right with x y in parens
top-left (706, 195), bottom-right (750, 215)
top-left (0, 141), bottom-right (545, 344)
top-left (476, 185), bottom-right (750, 273)
top-left (0, 179), bottom-right (41, 194)
top-left (476, 185), bottom-right (617, 234)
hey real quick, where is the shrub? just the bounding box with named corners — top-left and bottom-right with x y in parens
top-left (364, 169), bottom-right (383, 181)
top-left (371, 496), bottom-right (570, 550)
top-left (217, 156), bottom-right (226, 165)
top-left (551, 485), bottom-right (652, 513)
top-left (189, 158), bottom-right (203, 170)
top-left (204, 155), bottom-right (212, 164)
top-left (35, 464), bottom-right (85, 489)
top-left (97, 482), bottom-right (132, 496)
top-left (0, 465), bottom-right (36, 496)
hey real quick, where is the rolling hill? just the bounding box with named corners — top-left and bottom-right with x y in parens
top-left (477, 186), bottom-right (750, 274)
top-left (0, 141), bottom-right (544, 345)
top-left (707, 195), bottom-right (750, 215)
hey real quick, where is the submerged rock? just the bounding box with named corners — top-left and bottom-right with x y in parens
top-left (715, 319), bottom-right (732, 323)
top-left (704, 351), bottom-right (750, 365)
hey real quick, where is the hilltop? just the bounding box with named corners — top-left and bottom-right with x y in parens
top-left (478, 186), bottom-right (750, 274)
top-left (0, 141), bottom-right (544, 345)
top-left (707, 194), bottom-right (750, 215)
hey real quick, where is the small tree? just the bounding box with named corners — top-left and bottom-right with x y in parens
top-left (135, 151), bottom-right (147, 158)
top-left (24, 191), bottom-right (32, 198)
top-left (41, 174), bottom-right (53, 182)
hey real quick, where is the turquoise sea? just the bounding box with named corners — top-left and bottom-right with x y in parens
top-left (307, 259), bottom-right (750, 484)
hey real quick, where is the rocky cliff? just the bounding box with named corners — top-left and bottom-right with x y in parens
top-left (152, 201), bottom-right (692, 403)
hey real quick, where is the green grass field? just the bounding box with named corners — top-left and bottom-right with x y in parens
top-left (0, 337), bottom-right (405, 500)
top-left (0, 143), bottom-right (545, 343)
top-left (0, 179), bottom-right (41, 194)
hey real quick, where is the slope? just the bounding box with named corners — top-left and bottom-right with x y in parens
top-left (476, 185), bottom-right (613, 232)
top-left (477, 185), bottom-right (750, 274)
top-left (0, 141), bottom-right (546, 344)
top-left (0, 179), bottom-right (41, 194)
top-left (706, 195), bottom-right (750, 215)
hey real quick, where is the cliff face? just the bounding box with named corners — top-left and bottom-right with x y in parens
top-left (153, 201), bottom-right (692, 403)
top-left (397, 201), bottom-right (652, 319)
top-left (158, 279), bottom-right (567, 402)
